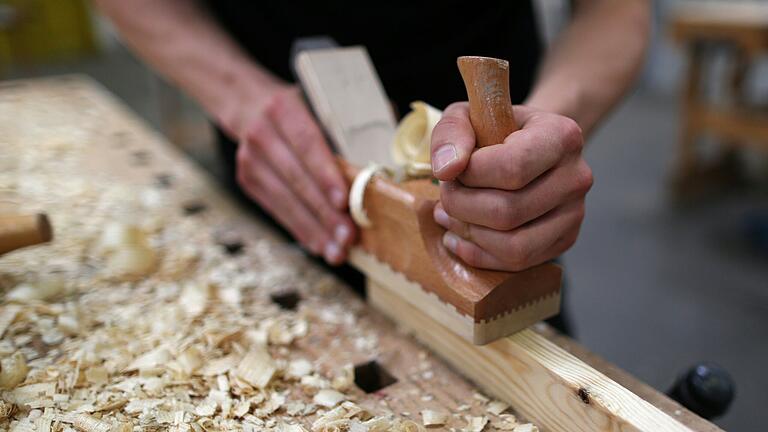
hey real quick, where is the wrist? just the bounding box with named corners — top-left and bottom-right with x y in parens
top-left (524, 83), bottom-right (583, 122)
top-left (210, 63), bottom-right (286, 139)
top-left (525, 81), bottom-right (602, 136)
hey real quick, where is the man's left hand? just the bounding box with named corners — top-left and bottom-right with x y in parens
top-left (430, 102), bottom-right (593, 271)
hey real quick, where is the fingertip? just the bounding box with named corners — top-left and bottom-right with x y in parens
top-left (431, 106), bottom-right (474, 179)
top-left (432, 143), bottom-right (457, 172)
top-left (334, 222), bottom-right (355, 247)
top-left (433, 204), bottom-right (450, 228)
top-left (432, 144), bottom-right (470, 180)
top-left (442, 231), bottom-right (459, 253)
top-left (323, 241), bottom-right (345, 266)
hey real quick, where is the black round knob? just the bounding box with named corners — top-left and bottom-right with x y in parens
top-left (667, 363), bottom-right (735, 420)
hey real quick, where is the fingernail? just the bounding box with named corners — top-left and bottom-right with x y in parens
top-left (434, 207), bottom-right (450, 227)
top-left (442, 232), bottom-right (458, 252)
top-left (330, 188), bottom-right (346, 209)
top-left (334, 224), bottom-right (351, 245)
top-left (324, 241), bottom-right (342, 263)
top-left (432, 144), bottom-right (457, 173)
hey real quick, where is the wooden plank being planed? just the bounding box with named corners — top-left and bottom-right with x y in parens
top-left (368, 279), bottom-right (713, 432)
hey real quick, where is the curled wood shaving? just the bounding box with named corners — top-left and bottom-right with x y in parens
top-left (0, 398), bottom-right (14, 420)
top-left (173, 345), bottom-right (203, 376)
top-left (179, 282), bottom-right (210, 319)
top-left (97, 223), bottom-right (158, 281)
top-left (490, 414), bottom-right (519, 430)
top-left (420, 410), bottom-right (447, 427)
top-left (397, 420), bottom-right (426, 432)
top-left (235, 347), bottom-right (276, 389)
top-left (125, 346), bottom-right (172, 372)
top-left (265, 317), bottom-right (308, 346)
top-left (5, 382), bottom-right (56, 405)
top-left (312, 389), bottom-right (346, 408)
top-left (65, 412), bottom-right (132, 432)
top-left (0, 306), bottom-right (20, 338)
top-left (0, 352), bottom-right (28, 389)
top-left (512, 424), bottom-right (539, 432)
top-left (279, 423), bottom-right (309, 432)
top-left (84, 366), bottom-right (109, 386)
top-left (200, 355), bottom-right (236, 377)
top-left (286, 359), bottom-right (313, 379)
top-left (6, 277), bottom-right (66, 302)
top-left (331, 364), bottom-right (354, 391)
top-left (465, 415), bottom-right (489, 432)
top-left (487, 400), bottom-right (509, 416)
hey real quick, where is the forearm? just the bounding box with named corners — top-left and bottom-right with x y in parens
top-left (95, 0), bottom-right (280, 137)
top-left (525, 0), bottom-right (650, 136)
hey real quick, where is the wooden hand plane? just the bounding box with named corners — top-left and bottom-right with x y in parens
top-left (295, 48), bottom-right (562, 344)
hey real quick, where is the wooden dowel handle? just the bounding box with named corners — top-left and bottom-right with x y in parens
top-left (0, 213), bottom-right (53, 256)
top-left (457, 56), bottom-right (519, 147)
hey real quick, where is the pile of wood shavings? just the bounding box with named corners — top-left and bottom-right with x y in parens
top-left (0, 79), bottom-right (541, 432)
top-left (0, 178), bottom-right (430, 430)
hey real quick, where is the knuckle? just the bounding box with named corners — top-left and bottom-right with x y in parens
top-left (438, 102), bottom-right (469, 123)
top-left (235, 169), bottom-right (249, 191)
top-left (263, 87), bottom-right (293, 117)
top-left (235, 146), bottom-right (249, 168)
top-left (235, 149), bottom-right (253, 186)
top-left (436, 114), bottom-right (462, 130)
top-left (575, 161), bottom-right (594, 195)
top-left (281, 164), bottom-right (302, 186)
top-left (315, 201), bottom-right (339, 227)
top-left (457, 243), bottom-right (482, 267)
top-left (573, 202), bottom-right (587, 224)
top-left (439, 183), bottom-right (460, 213)
top-left (444, 101), bottom-right (468, 113)
top-left (451, 219), bottom-right (471, 240)
top-left (502, 147), bottom-right (530, 190)
top-left (244, 118), bottom-right (268, 144)
top-left (561, 229), bottom-right (580, 253)
top-left (505, 235), bottom-right (531, 271)
top-left (432, 117), bottom-right (462, 150)
top-left (489, 197), bottom-right (519, 230)
top-left (560, 117), bottom-right (584, 153)
top-left (322, 165), bottom-right (343, 188)
top-left (292, 123), bottom-right (320, 152)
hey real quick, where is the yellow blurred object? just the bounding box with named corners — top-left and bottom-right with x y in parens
top-left (0, 0), bottom-right (97, 69)
top-left (391, 101), bottom-right (443, 177)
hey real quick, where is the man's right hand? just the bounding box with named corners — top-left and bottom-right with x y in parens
top-left (227, 83), bottom-right (356, 265)
top-left (94, 0), bottom-right (357, 265)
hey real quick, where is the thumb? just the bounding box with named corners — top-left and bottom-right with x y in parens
top-left (431, 102), bottom-right (475, 181)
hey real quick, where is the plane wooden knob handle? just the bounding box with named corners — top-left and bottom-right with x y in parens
top-left (457, 56), bottom-right (519, 147)
top-left (0, 213), bottom-right (53, 256)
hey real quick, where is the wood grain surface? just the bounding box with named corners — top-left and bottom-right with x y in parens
top-left (368, 280), bottom-right (721, 432)
top-left (0, 76), bottom-right (722, 432)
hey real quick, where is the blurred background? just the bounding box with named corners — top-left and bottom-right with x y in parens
top-left (2, 0), bottom-right (766, 429)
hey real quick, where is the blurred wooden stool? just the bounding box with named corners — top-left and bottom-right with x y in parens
top-left (671, 2), bottom-right (768, 198)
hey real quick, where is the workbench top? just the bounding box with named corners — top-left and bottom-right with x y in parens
top-left (0, 76), bottom-right (719, 432)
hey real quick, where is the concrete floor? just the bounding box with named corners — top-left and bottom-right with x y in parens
top-left (8, 48), bottom-right (768, 430)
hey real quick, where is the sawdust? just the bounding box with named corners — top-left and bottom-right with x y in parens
top-left (0, 80), bottom-right (542, 432)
